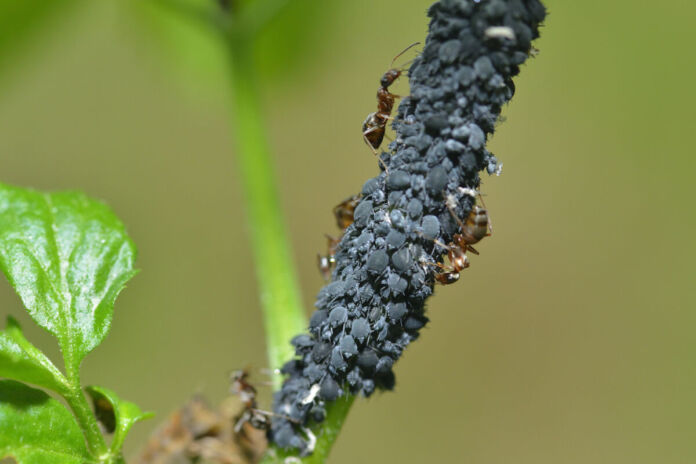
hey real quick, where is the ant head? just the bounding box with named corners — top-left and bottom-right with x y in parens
top-left (381, 69), bottom-right (401, 88)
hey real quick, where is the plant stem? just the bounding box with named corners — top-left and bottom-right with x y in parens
top-left (63, 386), bottom-right (109, 460)
top-left (226, 35), bottom-right (307, 389)
top-left (302, 396), bottom-right (355, 464)
top-left (225, 12), bottom-right (355, 462)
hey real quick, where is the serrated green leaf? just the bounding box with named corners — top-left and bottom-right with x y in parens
top-left (0, 183), bottom-right (137, 376)
top-left (0, 317), bottom-right (68, 395)
top-left (85, 386), bottom-right (153, 455)
top-left (0, 380), bottom-right (91, 464)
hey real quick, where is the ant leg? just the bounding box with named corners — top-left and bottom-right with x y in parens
top-left (376, 111), bottom-right (397, 121)
top-left (416, 230), bottom-right (449, 251)
top-left (445, 196), bottom-right (467, 231)
top-left (467, 245), bottom-right (480, 255)
top-left (422, 260), bottom-right (449, 271)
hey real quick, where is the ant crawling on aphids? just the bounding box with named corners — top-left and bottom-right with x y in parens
top-left (423, 189), bottom-right (492, 285)
top-left (317, 234), bottom-right (339, 281)
top-left (230, 369), bottom-right (316, 455)
top-left (447, 188), bottom-right (492, 256)
top-left (362, 42), bottom-right (420, 170)
top-left (230, 369), bottom-right (273, 433)
top-left (332, 194), bottom-right (360, 231)
top-left (317, 195), bottom-right (361, 281)
top-left (425, 237), bottom-right (471, 285)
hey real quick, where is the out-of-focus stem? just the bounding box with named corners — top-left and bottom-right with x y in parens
top-left (225, 8), bottom-right (354, 460)
top-left (226, 35), bottom-right (307, 389)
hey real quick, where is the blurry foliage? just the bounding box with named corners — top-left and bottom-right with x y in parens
top-left (128, 0), bottom-right (230, 97)
top-left (125, 0), bottom-right (338, 98)
top-left (251, 0), bottom-right (333, 85)
top-left (0, 0), bottom-right (82, 77)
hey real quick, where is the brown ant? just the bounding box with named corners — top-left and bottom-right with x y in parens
top-left (231, 370), bottom-right (318, 456)
top-left (317, 195), bottom-right (361, 281)
top-left (426, 238), bottom-right (471, 285)
top-left (446, 192), bottom-right (491, 256)
top-left (362, 42), bottom-right (420, 170)
top-left (230, 369), bottom-right (272, 433)
top-left (231, 369), bottom-right (295, 434)
top-left (332, 194), bottom-right (360, 230)
top-left (317, 234), bottom-right (339, 281)
top-left (425, 192), bottom-right (492, 285)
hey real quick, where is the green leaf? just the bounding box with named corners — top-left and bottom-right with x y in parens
top-left (0, 380), bottom-right (91, 464)
top-left (85, 386), bottom-right (153, 455)
top-left (0, 183), bottom-right (137, 376)
top-left (0, 317), bottom-right (68, 395)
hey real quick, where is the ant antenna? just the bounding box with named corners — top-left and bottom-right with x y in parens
top-left (390, 42), bottom-right (421, 67)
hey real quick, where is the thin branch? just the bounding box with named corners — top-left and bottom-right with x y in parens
top-left (226, 37), bottom-right (308, 390)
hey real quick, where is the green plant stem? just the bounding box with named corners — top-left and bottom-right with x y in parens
top-left (226, 12), bottom-right (356, 463)
top-left (260, 395), bottom-right (355, 464)
top-left (303, 396), bottom-right (355, 463)
top-left (226, 36), bottom-right (307, 388)
top-left (62, 385), bottom-right (109, 461)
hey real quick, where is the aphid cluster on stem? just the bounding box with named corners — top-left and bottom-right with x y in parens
top-left (270, 0), bottom-right (546, 454)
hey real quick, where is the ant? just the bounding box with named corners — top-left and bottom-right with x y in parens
top-left (231, 370), bottom-right (314, 455)
top-left (426, 238), bottom-right (471, 285)
top-left (425, 192), bottom-right (492, 285)
top-left (332, 194), bottom-right (360, 230)
top-left (446, 191), bottom-right (491, 256)
top-left (362, 42), bottom-right (420, 170)
top-left (230, 369), bottom-right (283, 433)
top-left (317, 195), bottom-right (361, 281)
top-left (317, 234), bottom-right (339, 281)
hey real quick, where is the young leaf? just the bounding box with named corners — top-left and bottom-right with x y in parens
top-left (0, 380), bottom-right (90, 464)
top-left (0, 316), bottom-right (69, 394)
top-left (85, 386), bottom-right (153, 455)
top-left (0, 183), bottom-right (137, 377)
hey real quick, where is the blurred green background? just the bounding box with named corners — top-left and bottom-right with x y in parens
top-left (1, 0), bottom-right (695, 462)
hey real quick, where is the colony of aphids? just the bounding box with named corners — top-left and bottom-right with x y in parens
top-left (269, 0), bottom-right (547, 454)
